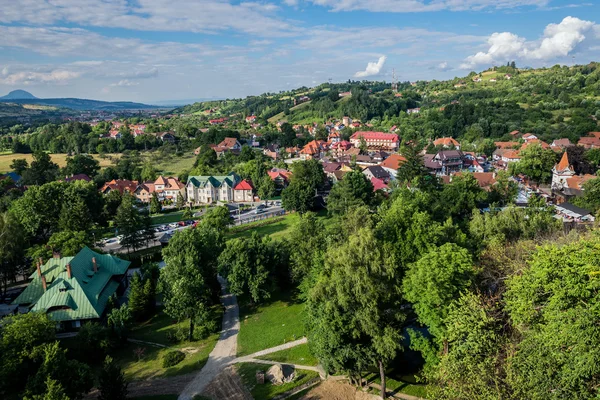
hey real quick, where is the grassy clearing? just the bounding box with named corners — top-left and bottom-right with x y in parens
top-left (146, 152), bottom-right (197, 176)
top-left (229, 209), bottom-right (333, 241)
top-left (238, 292), bottom-right (306, 356)
top-left (113, 307), bottom-right (221, 380)
top-left (150, 210), bottom-right (187, 226)
top-left (236, 362), bottom-right (320, 400)
top-left (0, 153), bottom-right (118, 173)
top-left (365, 372), bottom-right (428, 398)
top-left (256, 343), bottom-right (318, 366)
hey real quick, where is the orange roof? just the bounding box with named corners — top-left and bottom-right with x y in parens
top-left (566, 174), bottom-right (596, 190)
top-left (589, 132), bottom-right (600, 139)
top-left (433, 137), bottom-right (460, 147)
top-left (521, 140), bottom-right (550, 150)
top-left (556, 152), bottom-right (571, 172)
top-left (380, 154), bottom-right (407, 170)
top-left (218, 137), bottom-right (239, 149)
top-left (578, 137), bottom-right (600, 147)
top-left (155, 176), bottom-right (167, 185)
top-left (495, 141), bottom-right (519, 149)
top-left (503, 150), bottom-right (521, 159)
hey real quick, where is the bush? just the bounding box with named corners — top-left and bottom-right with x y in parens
top-left (162, 350), bottom-right (186, 368)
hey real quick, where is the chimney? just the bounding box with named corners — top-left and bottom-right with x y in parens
top-left (92, 257), bottom-right (97, 273)
top-left (66, 263), bottom-right (72, 279)
top-left (41, 275), bottom-right (47, 291)
top-left (36, 261), bottom-right (42, 277)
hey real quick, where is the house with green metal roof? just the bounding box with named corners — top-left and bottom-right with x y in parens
top-left (186, 172), bottom-right (240, 205)
top-left (13, 247), bottom-right (130, 329)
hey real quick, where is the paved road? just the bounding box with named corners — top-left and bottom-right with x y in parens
top-left (178, 276), bottom-right (240, 400)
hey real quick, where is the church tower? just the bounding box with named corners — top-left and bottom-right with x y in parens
top-left (552, 151), bottom-right (575, 190)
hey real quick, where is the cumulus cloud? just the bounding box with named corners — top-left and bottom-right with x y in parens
top-left (354, 56), bottom-right (387, 78)
top-left (0, 69), bottom-right (80, 85)
top-left (461, 16), bottom-right (597, 69)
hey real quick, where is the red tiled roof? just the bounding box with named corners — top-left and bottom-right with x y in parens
top-left (370, 177), bottom-right (388, 191)
top-left (218, 137), bottom-right (239, 149)
top-left (234, 179), bottom-right (254, 191)
top-left (350, 131), bottom-right (399, 142)
top-left (495, 141), bottom-right (519, 149)
top-left (101, 179), bottom-right (138, 194)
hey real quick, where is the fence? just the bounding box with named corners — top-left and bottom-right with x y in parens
top-left (232, 210), bottom-right (287, 226)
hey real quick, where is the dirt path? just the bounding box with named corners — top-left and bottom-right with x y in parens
top-left (236, 337), bottom-right (308, 361)
top-left (178, 276), bottom-right (240, 400)
top-left (201, 366), bottom-right (253, 400)
top-left (299, 380), bottom-right (379, 400)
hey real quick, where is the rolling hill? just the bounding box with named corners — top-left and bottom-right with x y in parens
top-left (0, 90), bottom-right (160, 111)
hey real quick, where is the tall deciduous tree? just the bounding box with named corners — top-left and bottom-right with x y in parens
top-left (403, 243), bottom-right (474, 368)
top-left (160, 225), bottom-right (223, 340)
top-left (307, 227), bottom-right (405, 398)
top-left (509, 143), bottom-right (557, 184)
top-left (218, 232), bottom-right (273, 303)
top-left (327, 170), bottom-right (374, 215)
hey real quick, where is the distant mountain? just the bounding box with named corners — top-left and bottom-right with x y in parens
top-left (152, 98), bottom-right (223, 107)
top-left (0, 90), bottom-right (38, 100)
top-left (0, 95), bottom-right (162, 111)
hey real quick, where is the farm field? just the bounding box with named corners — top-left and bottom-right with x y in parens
top-left (0, 153), bottom-right (119, 173)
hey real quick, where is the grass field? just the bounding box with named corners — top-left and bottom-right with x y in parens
top-left (230, 209), bottom-right (333, 241)
top-left (256, 343), bottom-right (318, 366)
top-left (146, 152), bottom-right (196, 176)
top-left (150, 210), bottom-right (187, 226)
top-left (0, 153), bottom-right (119, 173)
top-left (113, 307), bottom-right (221, 380)
top-left (237, 292), bottom-right (306, 356)
top-left (236, 362), bottom-right (319, 400)
top-left (364, 372), bottom-right (428, 398)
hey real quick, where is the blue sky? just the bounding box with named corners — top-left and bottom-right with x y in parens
top-left (0, 0), bottom-right (599, 103)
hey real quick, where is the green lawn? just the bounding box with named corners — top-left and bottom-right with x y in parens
top-left (237, 292), bottom-right (306, 356)
top-left (150, 210), bottom-right (186, 226)
top-left (236, 362), bottom-right (320, 400)
top-left (364, 372), bottom-right (429, 398)
top-left (230, 210), bottom-right (334, 241)
top-left (112, 307), bottom-right (221, 380)
top-left (256, 343), bottom-right (318, 366)
top-left (145, 152), bottom-right (197, 176)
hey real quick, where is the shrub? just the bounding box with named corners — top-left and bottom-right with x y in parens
top-left (162, 350), bottom-right (186, 368)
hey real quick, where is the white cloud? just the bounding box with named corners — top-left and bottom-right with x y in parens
top-left (461, 16), bottom-right (597, 69)
top-left (525, 16), bottom-right (595, 59)
top-left (0, 69), bottom-right (80, 85)
top-left (0, 0), bottom-right (296, 37)
top-left (437, 61), bottom-right (451, 71)
top-left (354, 56), bottom-right (386, 78)
top-left (110, 79), bottom-right (138, 87)
top-left (307, 0), bottom-right (548, 12)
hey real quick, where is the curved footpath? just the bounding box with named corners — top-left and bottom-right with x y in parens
top-left (179, 276), bottom-right (240, 400)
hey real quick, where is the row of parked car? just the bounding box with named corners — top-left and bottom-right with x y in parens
top-left (153, 220), bottom-right (196, 232)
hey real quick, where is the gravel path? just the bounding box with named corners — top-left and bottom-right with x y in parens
top-left (178, 276), bottom-right (240, 400)
top-left (236, 337), bottom-right (308, 361)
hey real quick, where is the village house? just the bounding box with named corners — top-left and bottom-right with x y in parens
top-left (134, 176), bottom-right (185, 203)
top-left (268, 169), bottom-right (292, 190)
top-left (370, 177), bottom-right (389, 192)
top-left (211, 137), bottom-right (243, 157)
top-left (550, 138), bottom-right (573, 151)
top-left (551, 152), bottom-right (576, 191)
top-left (64, 174), bottom-right (91, 183)
top-left (299, 140), bottom-right (326, 160)
top-left (233, 179), bottom-right (254, 202)
top-left (362, 165), bottom-right (391, 183)
top-left (12, 247), bottom-right (130, 330)
top-left (578, 132), bottom-right (600, 149)
top-left (155, 132), bottom-right (176, 144)
top-left (100, 179), bottom-right (138, 195)
top-left (433, 137), bottom-right (461, 150)
top-left (424, 150), bottom-right (465, 175)
top-left (379, 154), bottom-right (406, 178)
top-left (186, 173), bottom-right (240, 204)
top-left (350, 131), bottom-right (399, 151)
top-left (246, 115), bottom-right (257, 123)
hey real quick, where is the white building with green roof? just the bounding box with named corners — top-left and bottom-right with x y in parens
top-left (13, 247), bottom-right (130, 329)
top-left (186, 172), bottom-right (240, 204)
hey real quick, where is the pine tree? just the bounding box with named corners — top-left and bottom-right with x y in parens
top-left (128, 272), bottom-right (146, 321)
top-left (150, 192), bottom-right (161, 214)
top-left (176, 192), bottom-right (185, 209)
top-left (98, 356), bottom-right (128, 400)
